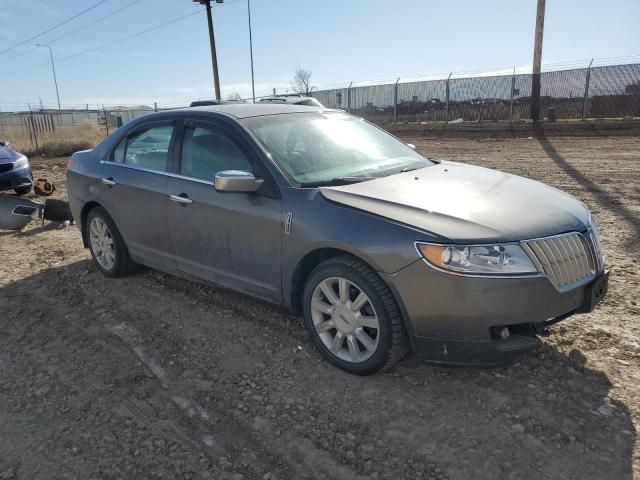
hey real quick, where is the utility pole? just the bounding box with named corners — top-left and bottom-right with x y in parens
top-left (36, 44), bottom-right (62, 113)
top-left (247, 0), bottom-right (256, 103)
top-left (531, 0), bottom-right (545, 123)
top-left (194, 0), bottom-right (222, 101)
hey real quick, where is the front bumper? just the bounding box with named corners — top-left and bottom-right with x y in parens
top-left (0, 165), bottom-right (33, 191)
top-left (382, 260), bottom-right (608, 366)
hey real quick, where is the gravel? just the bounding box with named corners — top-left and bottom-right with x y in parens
top-left (0, 132), bottom-right (638, 479)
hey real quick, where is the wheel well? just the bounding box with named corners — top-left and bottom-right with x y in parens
top-left (79, 201), bottom-right (102, 247)
top-left (290, 248), bottom-right (368, 315)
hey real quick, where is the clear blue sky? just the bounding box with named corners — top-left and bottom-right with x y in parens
top-left (0, 0), bottom-right (638, 109)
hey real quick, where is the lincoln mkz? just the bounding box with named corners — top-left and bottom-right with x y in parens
top-left (67, 104), bottom-right (608, 375)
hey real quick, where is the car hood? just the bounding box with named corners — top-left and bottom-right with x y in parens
top-left (319, 161), bottom-right (590, 243)
top-left (0, 146), bottom-right (21, 162)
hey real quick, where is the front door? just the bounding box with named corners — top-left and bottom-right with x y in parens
top-left (98, 120), bottom-right (177, 273)
top-left (166, 119), bottom-right (282, 303)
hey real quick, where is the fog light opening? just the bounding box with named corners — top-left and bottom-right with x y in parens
top-left (499, 327), bottom-right (510, 341)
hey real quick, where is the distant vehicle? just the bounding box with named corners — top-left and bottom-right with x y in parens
top-left (258, 94), bottom-right (323, 107)
top-left (0, 141), bottom-right (32, 196)
top-left (190, 99), bottom-right (247, 107)
top-left (67, 103), bottom-right (607, 375)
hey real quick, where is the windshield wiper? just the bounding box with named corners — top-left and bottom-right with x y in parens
top-left (299, 176), bottom-right (377, 188)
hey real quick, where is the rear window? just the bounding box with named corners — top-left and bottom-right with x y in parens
top-left (111, 125), bottom-right (174, 172)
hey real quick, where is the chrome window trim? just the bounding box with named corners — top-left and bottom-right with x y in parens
top-left (100, 159), bottom-right (215, 186)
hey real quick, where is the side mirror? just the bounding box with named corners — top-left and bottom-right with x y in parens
top-left (0, 141), bottom-right (9, 147)
top-left (214, 170), bottom-right (264, 193)
top-left (407, 143), bottom-right (416, 150)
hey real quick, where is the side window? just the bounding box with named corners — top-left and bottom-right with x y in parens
top-left (181, 125), bottom-right (253, 181)
top-left (123, 125), bottom-right (173, 172)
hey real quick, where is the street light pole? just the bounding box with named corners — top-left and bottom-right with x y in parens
top-left (247, 0), bottom-right (255, 103)
top-left (36, 43), bottom-right (61, 112)
top-left (194, 0), bottom-right (222, 101)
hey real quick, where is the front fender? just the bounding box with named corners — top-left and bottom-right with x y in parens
top-left (281, 187), bottom-right (444, 309)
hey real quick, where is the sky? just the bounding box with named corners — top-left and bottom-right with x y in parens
top-left (0, 0), bottom-right (638, 110)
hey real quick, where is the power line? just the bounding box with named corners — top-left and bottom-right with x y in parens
top-left (0, 0), bottom-right (243, 67)
top-left (3, 10), bottom-right (204, 77)
top-left (47, 0), bottom-right (145, 45)
top-left (2, 0), bottom-right (145, 63)
top-left (0, 0), bottom-right (111, 56)
top-left (59, 10), bottom-right (203, 62)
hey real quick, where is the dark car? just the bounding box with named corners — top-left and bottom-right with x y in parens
top-left (0, 141), bottom-right (32, 195)
top-left (67, 104), bottom-right (607, 375)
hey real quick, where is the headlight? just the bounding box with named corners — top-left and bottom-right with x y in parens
top-left (416, 243), bottom-right (538, 275)
top-left (13, 156), bottom-right (29, 169)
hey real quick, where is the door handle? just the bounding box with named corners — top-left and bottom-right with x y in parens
top-left (169, 193), bottom-right (193, 205)
top-left (101, 177), bottom-right (116, 186)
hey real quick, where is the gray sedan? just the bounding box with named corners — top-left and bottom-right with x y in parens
top-left (67, 104), bottom-right (608, 375)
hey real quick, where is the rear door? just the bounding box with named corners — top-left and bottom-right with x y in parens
top-left (99, 120), bottom-right (178, 273)
top-left (166, 118), bottom-right (282, 303)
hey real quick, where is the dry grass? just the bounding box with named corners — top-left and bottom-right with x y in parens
top-left (1, 122), bottom-right (107, 158)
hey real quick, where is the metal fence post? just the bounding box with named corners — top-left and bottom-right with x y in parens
top-left (445, 72), bottom-right (452, 122)
top-left (347, 81), bottom-right (353, 113)
top-left (394, 77), bottom-right (400, 123)
top-left (509, 67), bottom-right (516, 124)
top-left (28, 106), bottom-right (39, 153)
top-left (102, 105), bottom-right (109, 136)
top-left (582, 59), bottom-right (593, 120)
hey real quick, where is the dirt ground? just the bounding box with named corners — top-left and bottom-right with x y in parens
top-left (0, 133), bottom-right (639, 480)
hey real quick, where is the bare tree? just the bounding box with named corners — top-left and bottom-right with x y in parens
top-left (226, 92), bottom-right (243, 101)
top-left (291, 68), bottom-right (315, 96)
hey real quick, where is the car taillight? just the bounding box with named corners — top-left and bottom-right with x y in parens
top-left (67, 156), bottom-right (76, 171)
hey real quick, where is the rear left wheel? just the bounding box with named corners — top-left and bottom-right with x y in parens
top-left (302, 255), bottom-right (408, 375)
top-left (86, 207), bottom-right (138, 277)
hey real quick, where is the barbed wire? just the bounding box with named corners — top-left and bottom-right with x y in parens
top-left (0, 0), bottom-right (111, 57)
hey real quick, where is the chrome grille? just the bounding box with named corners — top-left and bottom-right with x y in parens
top-left (522, 232), bottom-right (596, 291)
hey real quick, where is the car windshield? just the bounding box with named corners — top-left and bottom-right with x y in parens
top-left (242, 112), bottom-right (433, 186)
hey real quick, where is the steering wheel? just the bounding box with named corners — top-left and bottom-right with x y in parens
top-left (286, 124), bottom-right (327, 173)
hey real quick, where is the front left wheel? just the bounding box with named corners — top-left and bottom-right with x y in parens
top-left (302, 255), bottom-right (408, 375)
top-left (86, 207), bottom-right (138, 277)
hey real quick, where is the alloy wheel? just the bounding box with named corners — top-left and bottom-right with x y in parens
top-left (310, 276), bottom-right (380, 363)
top-left (89, 217), bottom-right (116, 270)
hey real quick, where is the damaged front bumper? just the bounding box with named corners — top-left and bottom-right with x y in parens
top-left (381, 260), bottom-right (609, 366)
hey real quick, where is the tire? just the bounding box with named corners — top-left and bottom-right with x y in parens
top-left (86, 206), bottom-right (138, 278)
top-left (14, 185), bottom-right (31, 196)
top-left (302, 255), bottom-right (408, 375)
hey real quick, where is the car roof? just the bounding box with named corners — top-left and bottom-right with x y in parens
top-left (175, 103), bottom-right (335, 119)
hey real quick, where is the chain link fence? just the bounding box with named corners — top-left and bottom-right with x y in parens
top-left (311, 63), bottom-right (640, 124)
top-left (1, 62), bottom-right (638, 155)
